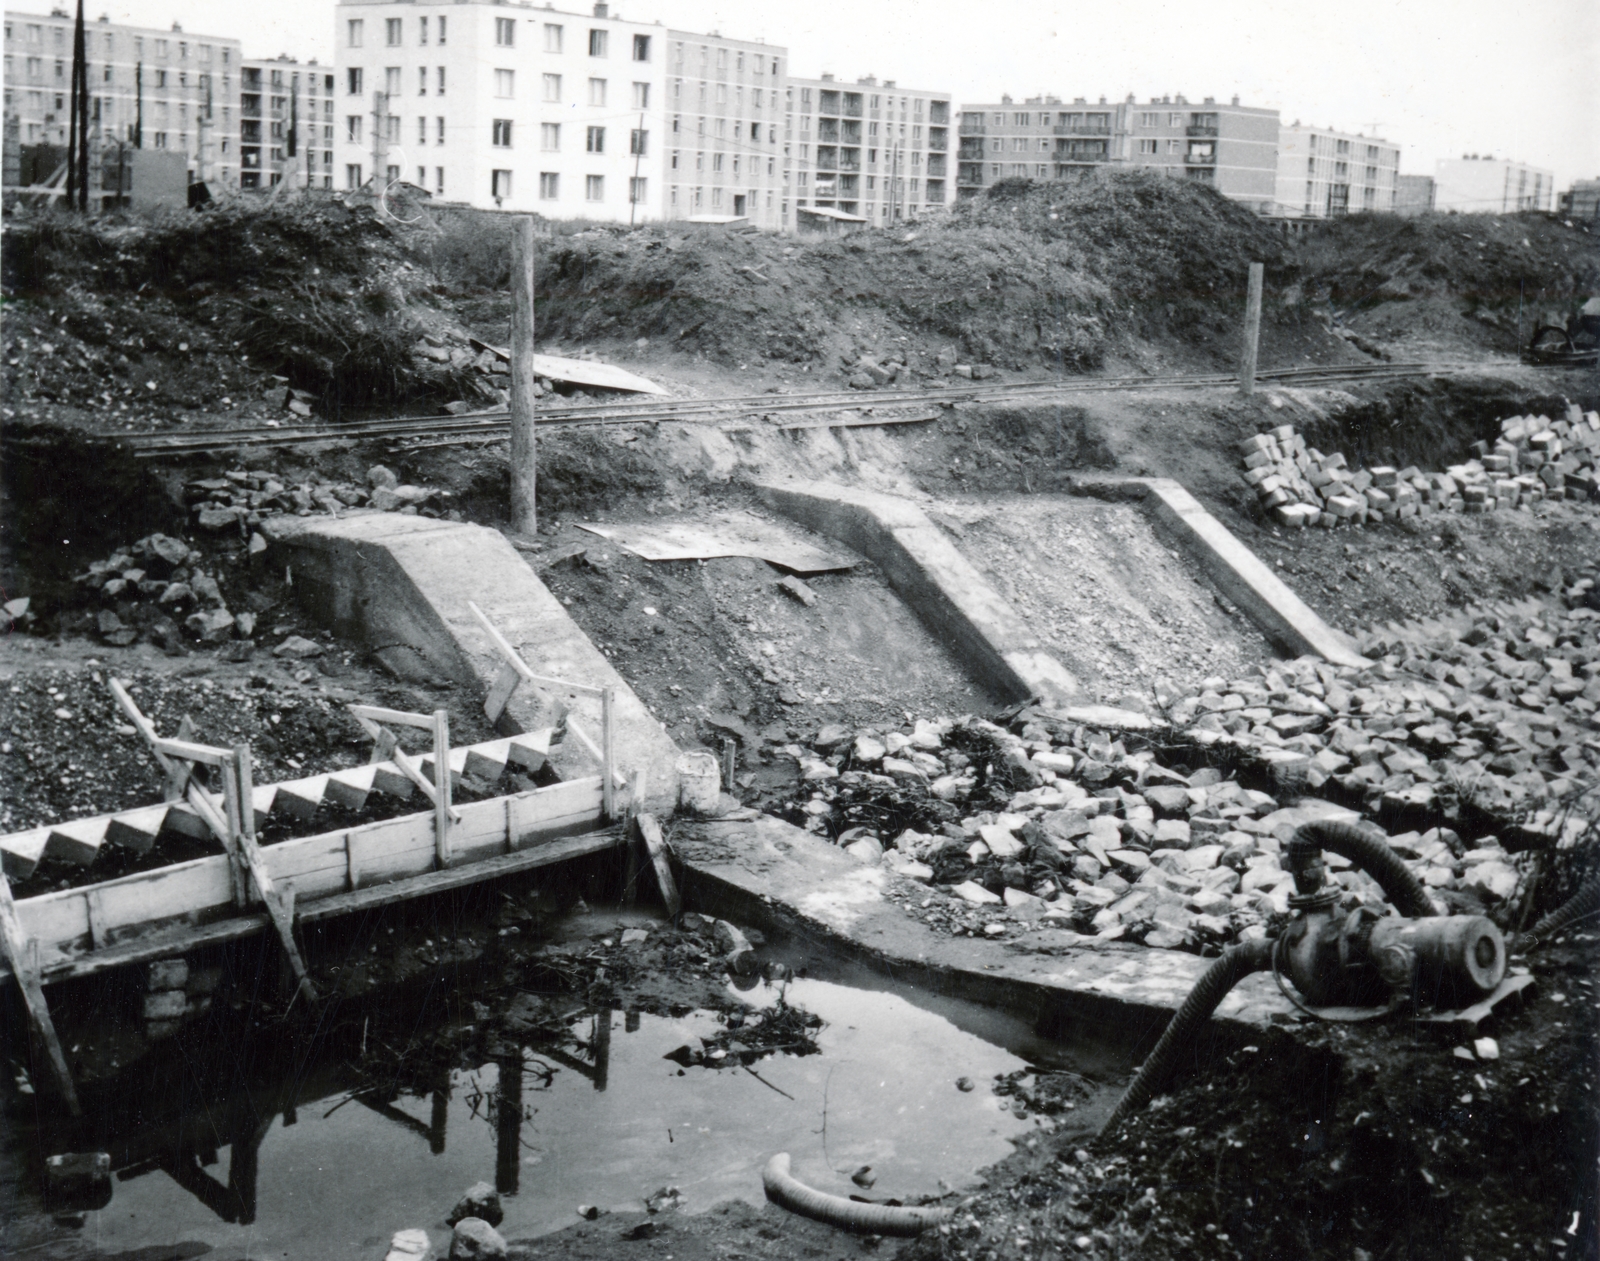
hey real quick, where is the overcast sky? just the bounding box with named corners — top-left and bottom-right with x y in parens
top-left (84, 0), bottom-right (1599, 191)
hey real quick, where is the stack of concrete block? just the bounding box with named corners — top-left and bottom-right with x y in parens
top-left (1240, 405), bottom-right (1600, 528)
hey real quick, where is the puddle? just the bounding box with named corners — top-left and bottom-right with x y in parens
top-left (3, 971), bottom-right (1116, 1257)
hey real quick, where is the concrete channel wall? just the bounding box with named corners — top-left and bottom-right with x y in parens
top-left (267, 513), bottom-right (683, 812)
top-left (755, 479), bottom-right (1084, 707)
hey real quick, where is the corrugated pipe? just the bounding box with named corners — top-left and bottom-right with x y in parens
top-left (1097, 936), bottom-right (1275, 1140)
top-left (761, 1153), bottom-right (952, 1236)
top-left (1285, 818), bottom-right (1436, 918)
top-left (1517, 870), bottom-right (1600, 951)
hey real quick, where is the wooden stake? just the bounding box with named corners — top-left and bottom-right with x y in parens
top-left (600, 687), bottom-right (617, 821)
top-left (1240, 261), bottom-right (1264, 396)
top-left (636, 813), bottom-right (680, 918)
top-left (621, 769), bottom-right (645, 907)
top-left (0, 869), bottom-right (80, 1114)
top-left (509, 215), bottom-right (538, 535)
top-left (432, 709), bottom-right (452, 869)
top-left (233, 745), bottom-right (317, 1004)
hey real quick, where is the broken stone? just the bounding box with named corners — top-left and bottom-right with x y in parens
top-left (952, 880), bottom-right (1002, 905)
top-left (385, 1229), bottom-right (432, 1261)
top-left (448, 1182), bottom-right (504, 1228)
top-left (449, 1218), bottom-right (508, 1260)
top-left (273, 635), bottom-right (323, 658)
top-left (185, 608), bottom-right (236, 643)
top-left (196, 506), bottom-right (241, 531)
top-left (778, 575), bottom-right (817, 607)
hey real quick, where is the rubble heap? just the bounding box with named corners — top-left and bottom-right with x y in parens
top-left (71, 532), bottom-right (254, 651)
top-left (181, 464), bottom-right (453, 535)
top-left (772, 591), bottom-right (1597, 953)
top-left (1241, 404), bottom-right (1599, 527)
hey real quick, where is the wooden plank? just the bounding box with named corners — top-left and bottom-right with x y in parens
top-left (44, 818), bottom-right (108, 866)
top-left (462, 739), bottom-right (513, 783)
top-left (566, 716), bottom-right (629, 788)
top-left (0, 871), bottom-right (80, 1113)
top-left (153, 737), bottom-right (232, 767)
top-left (432, 710), bottom-right (452, 869)
top-left (507, 730), bottom-right (552, 773)
top-left (271, 774), bottom-right (329, 823)
top-left (8, 778), bottom-right (606, 968)
top-left (601, 687), bottom-right (617, 820)
top-left (323, 765), bottom-right (377, 812)
top-left (104, 805), bottom-right (169, 856)
top-left (484, 662), bottom-right (521, 725)
top-left (637, 814), bottom-right (680, 918)
top-left (1, 829), bottom-right (51, 879)
top-left (349, 704), bottom-right (439, 731)
top-left (466, 601), bottom-right (606, 694)
top-left (25, 828), bottom-right (625, 984)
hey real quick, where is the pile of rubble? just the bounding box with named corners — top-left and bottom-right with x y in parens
top-left (1241, 405), bottom-right (1599, 527)
top-left (182, 464), bottom-right (454, 535)
top-left (773, 588), bottom-right (1600, 951)
top-left (70, 531), bottom-right (263, 650)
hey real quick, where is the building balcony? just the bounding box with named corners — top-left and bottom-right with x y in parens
top-left (1184, 152), bottom-right (1216, 165)
top-left (838, 159), bottom-right (860, 172)
top-left (928, 135), bottom-right (947, 152)
top-left (1054, 125), bottom-right (1111, 138)
top-left (841, 101), bottom-right (862, 118)
top-left (958, 120), bottom-right (985, 135)
top-left (1186, 124), bottom-right (1218, 137)
top-left (929, 103), bottom-right (950, 125)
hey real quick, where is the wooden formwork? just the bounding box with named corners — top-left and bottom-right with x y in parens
top-left (0, 619), bottom-right (636, 1114)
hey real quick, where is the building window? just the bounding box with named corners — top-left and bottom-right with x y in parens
top-left (418, 116), bottom-right (427, 144)
top-left (347, 19), bottom-right (363, 48)
top-left (1168, 112), bottom-right (1182, 126)
top-left (1167, 139), bottom-right (1181, 154)
top-left (588, 77), bottom-right (606, 105)
top-left (385, 67), bottom-right (401, 97)
top-left (1138, 138), bottom-right (1157, 155)
top-left (495, 68), bottom-right (514, 97)
top-left (419, 17), bottom-right (428, 45)
top-left (540, 171), bottom-right (559, 199)
top-left (586, 125), bottom-right (605, 152)
top-left (346, 162), bottom-right (362, 188)
top-left (586, 174), bottom-right (604, 201)
top-left (347, 67), bottom-right (362, 96)
top-left (418, 66), bottom-right (427, 95)
top-left (386, 114), bottom-right (401, 142)
top-left (437, 17), bottom-right (446, 45)
top-left (492, 169), bottom-right (512, 200)
top-left (541, 122), bottom-right (560, 151)
top-left (632, 33), bottom-right (650, 61)
top-left (713, 152), bottom-right (723, 172)
top-left (437, 116), bottom-right (445, 143)
top-left (632, 81), bottom-right (649, 109)
top-left (496, 17), bottom-right (515, 47)
top-left (436, 67), bottom-right (445, 95)
top-left (630, 128), bottom-right (648, 155)
top-left (545, 24), bottom-right (563, 52)
top-left (346, 115), bottom-right (362, 142)
top-left (630, 176), bottom-right (647, 203)
top-left (386, 18), bottom-right (401, 46)
top-left (588, 28), bottom-right (608, 57)
top-left (492, 118), bottom-right (513, 147)
top-left (542, 73), bottom-right (561, 102)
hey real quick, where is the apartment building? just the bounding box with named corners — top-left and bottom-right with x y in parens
top-left (662, 28), bottom-right (785, 229)
top-left (1434, 156), bottom-right (1554, 213)
top-left (1559, 178), bottom-right (1600, 224)
top-left (786, 73), bottom-right (951, 227)
top-left (1274, 122), bottom-right (1398, 217)
top-left (240, 56), bottom-right (336, 190)
top-left (957, 93), bottom-right (1278, 214)
top-left (332, 0), bottom-right (787, 230)
top-left (3, 8), bottom-right (241, 186)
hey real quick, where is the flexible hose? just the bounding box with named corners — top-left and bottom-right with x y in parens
top-left (1098, 937), bottom-right (1274, 1140)
top-left (761, 1153), bottom-right (952, 1236)
top-left (1517, 870), bottom-right (1600, 951)
top-left (1285, 819), bottom-right (1436, 919)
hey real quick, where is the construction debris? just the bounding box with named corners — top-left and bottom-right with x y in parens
top-left (1242, 405), bottom-right (1600, 527)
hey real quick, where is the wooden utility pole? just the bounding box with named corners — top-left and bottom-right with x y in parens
top-left (509, 216), bottom-right (538, 534)
top-left (1239, 261), bottom-right (1264, 395)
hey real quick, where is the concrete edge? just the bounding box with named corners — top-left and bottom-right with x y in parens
top-left (673, 814), bottom-right (1294, 1068)
top-left (1069, 475), bottom-right (1368, 669)
top-left (754, 479), bottom-right (1084, 707)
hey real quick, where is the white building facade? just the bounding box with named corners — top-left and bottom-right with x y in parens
top-left (1434, 156), bottom-right (1554, 214)
top-left (787, 74), bottom-right (951, 228)
top-left (1274, 122), bottom-right (1399, 217)
top-left (333, 0), bottom-right (787, 229)
top-left (3, 8), bottom-right (241, 186)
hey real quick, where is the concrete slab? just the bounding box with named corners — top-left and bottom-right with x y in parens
top-left (267, 512), bottom-right (681, 811)
top-left (675, 814), bottom-right (1293, 1069)
top-left (1140, 479), bottom-right (1368, 668)
top-left (754, 479), bottom-right (1083, 707)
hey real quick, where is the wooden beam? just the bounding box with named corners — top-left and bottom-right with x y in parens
top-left (5, 777), bottom-right (607, 979)
top-left (349, 704), bottom-right (443, 732)
top-left (637, 813), bottom-right (680, 918)
top-left (0, 870), bottom-right (80, 1114)
top-left (566, 715), bottom-right (629, 789)
top-left (466, 601), bottom-right (606, 695)
top-left (431, 710), bottom-right (452, 869)
top-left (233, 744), bottom-right (317, 1003)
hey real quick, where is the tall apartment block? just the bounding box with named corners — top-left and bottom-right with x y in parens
top-left (786, 74), bottom-right (951, 227)
top-left (1395, 173), bottom-right (1436, 217)
top-left (332, 0), bottom-right (786, 230)
top-left (957, 93), bottom-right (1277, 214)
top-left (662, 27), bottom-right (785, 228)
top-left (3, 8), bottom-right (240, 186)
top-left (240, 56), bottom-right (336, 190)
top-left (1274, 123), bottom-right (1399, 217)
top-left (1434, 156), bottom-right (1553, 213)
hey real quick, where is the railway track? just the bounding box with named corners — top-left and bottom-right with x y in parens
top-left (123, 360), bottom-right (1475, 459)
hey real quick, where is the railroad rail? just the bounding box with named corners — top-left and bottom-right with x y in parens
top-left (122, 361), bottom-right (1478, 459)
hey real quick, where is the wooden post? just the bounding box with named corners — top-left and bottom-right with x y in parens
top-left (1240, 261), bottom-right (1264, 396)
top-left (600, 687), bottom-right (617, 821)
top-left (509, 215), bottom-right (538, 535)
top-left (0, 870), bottom-right (80, 1114)
top-left (432, 709), bottom-right (452, 868)
top-left (621, 769), bottom-right (645, 907)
